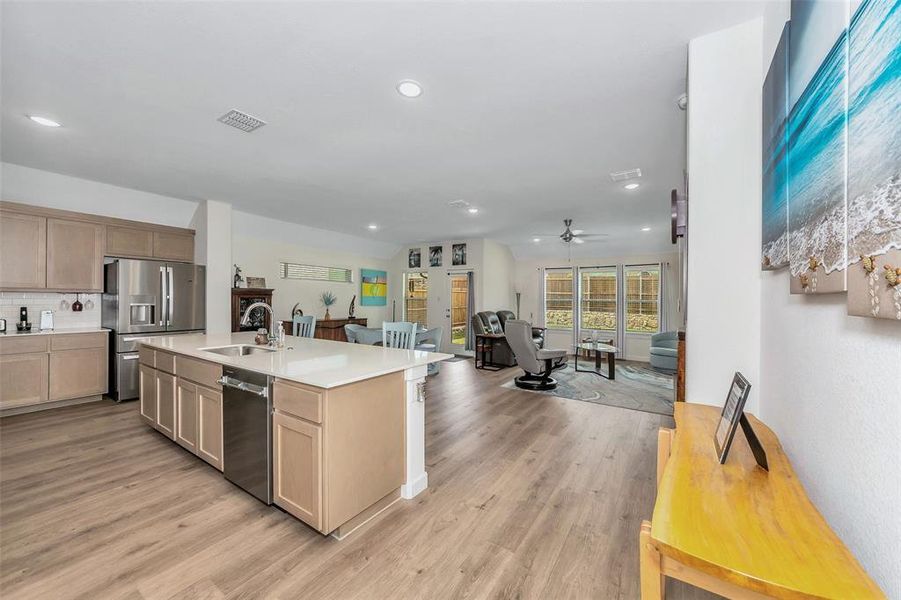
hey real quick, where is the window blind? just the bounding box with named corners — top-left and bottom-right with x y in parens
top-left (279, 262), bottom-right (353, 283)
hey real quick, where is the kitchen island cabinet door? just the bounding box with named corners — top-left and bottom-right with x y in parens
top-left (0, 211), bottom-right (46, 290)
top-left (139, 365), bottom-right (157, 425)
top-left (273, 411), bottom-right (322, 531)
top-left (175, 379), bottom-right (198, 453)
top-left (155, 371), bottom-right (176, 439)
top-left (46, 218), bottom-right (104, 292)
top-left (197, 385), bottom-right (223, 471)
top-left (0, 353), bottom-right (49, 410)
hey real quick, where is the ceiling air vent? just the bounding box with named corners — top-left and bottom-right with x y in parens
top-left (609, 168), bottom-right (642, 182)
top-left (448, 199), bottom-right (470, 208)
top-left (217, 109), bottom-right (267, 133)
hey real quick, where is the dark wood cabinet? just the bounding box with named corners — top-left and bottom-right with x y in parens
top-left (280, 318), bottom-right (368, 342)
top-left (231, 288), bottom-right (274, 332)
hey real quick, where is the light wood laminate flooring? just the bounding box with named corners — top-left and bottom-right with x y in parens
top-left (0, 361), bottom-right (717, 599)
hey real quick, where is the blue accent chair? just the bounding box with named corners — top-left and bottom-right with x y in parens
top-left (649, 331), bottom-right (678, 373)
top-left (292, 315), bottom-right (316, 338)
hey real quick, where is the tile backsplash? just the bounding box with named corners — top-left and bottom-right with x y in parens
top-left (0, 292), bottom-right (102, 329)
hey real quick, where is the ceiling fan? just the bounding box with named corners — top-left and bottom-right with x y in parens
top-left (534, 219), bottom-right (608, 245)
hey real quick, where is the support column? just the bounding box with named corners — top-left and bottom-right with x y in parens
top-left (401, 365), bottom-right (428, 499)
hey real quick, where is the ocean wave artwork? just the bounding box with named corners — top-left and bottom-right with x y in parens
top-left (846, 0), bottom-right (901, 319)
top-left (787, 0), bottom-right (848, 294)
top-left (762, 23), bottom-right (790, 270)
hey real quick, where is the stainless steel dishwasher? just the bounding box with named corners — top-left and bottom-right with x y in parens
top-left (219, 366), bottom-right (272, 504)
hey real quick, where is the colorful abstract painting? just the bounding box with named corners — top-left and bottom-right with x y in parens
top-left (846, 0), bottom-right (901, 319)
top-left (360, 269), bottom-right (387, 306)
top-left (762, 22), bottom-right (790, 270)
top-left (787, 0), bottom-right (849, 294)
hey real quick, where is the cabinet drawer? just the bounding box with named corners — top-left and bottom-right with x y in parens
top-left (139, 346), bottom-right (155, 367)
top-left (0, 336), bottom-right (50, 355)
top-left (50, 332), bottom-right (107, 351)
top-left (273, 379), bottom-right (322, 423)
top-left (175, 355), bottom-right (222, 389)
top-left (155, 350), bottom-right (176, 374)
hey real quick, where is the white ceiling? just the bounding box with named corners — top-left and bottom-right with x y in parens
top-left (1, 1), bottom-right (764, 259)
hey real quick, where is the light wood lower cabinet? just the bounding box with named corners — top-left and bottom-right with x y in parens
top-left (0, 353), bottom-right (50, 409)
top-left (273, 411), bottom-right (322, 530)
top-left (139, 364), bottom-right (157, 424)
top-left (197, 385), bottom-right (223, 470)
top-left (176, 379), bottom-right (199, 452)
top-left (49, 347), bottom-right (107, 401)
top-left (156, 371), bottom-right (176, 439)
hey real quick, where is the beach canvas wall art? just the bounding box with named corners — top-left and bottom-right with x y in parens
top-left (762, 22), bottom-right (791, 270)
top-left (846, 0), bottom-right (901, 319)
top-left (360, 269), bottom-right (387, 306)
top-left (787, 0), bottom-right (849, 294)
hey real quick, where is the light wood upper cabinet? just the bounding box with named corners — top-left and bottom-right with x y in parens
top-left (273, 411), bottom-right (322, 530)
top-left (106, 225), bottom-right (153, 258)
top-left (176, 379), bottom-right (199, 453)
top-left (197, 384), bottom-right (223, 471)
top-left (0, 353), bottom-right (49, 410)
top-left (156, 371), bottom-right (177, 439)
top-left (48, 346), bottom-right (107, 401)
top-left (153, 231), bottom-right (194, 262)
top-left (139, 364), bottom-right (157, 425)
top-left (46, 218), bottom-right (105, 291)
top-left (0, 211), bottom-right (47, 289)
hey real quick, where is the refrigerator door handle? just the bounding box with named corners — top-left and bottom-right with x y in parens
top-left (159, 266), bottom-right (167, 327)
top-left (167, 266), bottom-right (174, 327)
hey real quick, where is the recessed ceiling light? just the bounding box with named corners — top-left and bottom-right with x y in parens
top-left (368, 224), bottom-right (378, 230)
top-left (533, 238), bottom-right (541, 243)
top-left (467, 207), bottom-right (479, 214)
top-left (396, 80), bottom-right (423, 98)
top-left (28, 115), bottom-right (61, 127)
top-left (624, 182), bottom-right (640, 190)
top-left (641, 226), bottom-right (651, 232)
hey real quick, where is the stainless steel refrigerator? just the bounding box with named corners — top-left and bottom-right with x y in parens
top-left (103, 259), bottom-right (205, 401)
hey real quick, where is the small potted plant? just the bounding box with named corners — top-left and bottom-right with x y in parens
top-left (320, 291), bottom-right (337, 320)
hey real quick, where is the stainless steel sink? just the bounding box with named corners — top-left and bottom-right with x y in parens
top-left (200, 344), bottom-right (277, 357)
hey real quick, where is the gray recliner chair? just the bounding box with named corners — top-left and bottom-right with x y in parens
top-left (471, 311), bottom-right (517, 367)
top-left (505, 320), bottom-right (567, 391)
top-left (496, 310), bottom-right (545, 348)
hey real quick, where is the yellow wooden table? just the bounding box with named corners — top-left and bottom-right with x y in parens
top-left (640, 403), bottom-right (885, 599)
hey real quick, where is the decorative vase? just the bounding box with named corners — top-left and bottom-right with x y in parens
top-left (324, 308), bottom-right (331, 321)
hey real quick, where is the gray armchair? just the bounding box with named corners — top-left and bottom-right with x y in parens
top-left (505, 320), bottom-right (567, 390)
top-left (649, 331), bottom-right (678, 373)
top-left (496, 310), bottom-right (545, 348)
top-left (471, 312), bottom-right (516, 367)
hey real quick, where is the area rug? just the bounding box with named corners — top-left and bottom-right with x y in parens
top-left (501, 360), bottom-right (675, 416)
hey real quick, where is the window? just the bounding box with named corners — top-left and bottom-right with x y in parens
top-left (544, 268), bottom-right (573, 329)
top-left (580, 267), bottom-right (616, 331)
top-left (404, 273), bottom-right (428, 326)
top-left (624, 265), bottom-right (660, 333)
top-left (279, 262), bottom-right (352, 283)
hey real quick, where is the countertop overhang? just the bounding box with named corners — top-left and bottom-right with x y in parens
top-left (139, 332), bottom-right (453, 389)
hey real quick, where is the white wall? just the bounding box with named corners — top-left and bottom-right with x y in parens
top-left (191, 200), bottom-right (232, 333)
top-left (514, 252), bottom-right (680, 362)
top-left (482, 239), bottom-right (515, 311)
top-left (688, 9), bottom-right (901, 596)
top-left (685, 19), bottom-right (763, 413)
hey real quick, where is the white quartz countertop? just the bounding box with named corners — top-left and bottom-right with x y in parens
top-left (0, 327), bottom-right (109, 337)
top-left (139, 332), bottom-right (453, 389)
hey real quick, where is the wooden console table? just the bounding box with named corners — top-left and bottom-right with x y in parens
top-left (280, 318), bottom-right (367, 342)
top-left (641, 403), bottom-right (884, 599)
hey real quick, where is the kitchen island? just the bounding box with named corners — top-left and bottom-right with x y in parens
top-left (138, 332), bottom-right (450, 538)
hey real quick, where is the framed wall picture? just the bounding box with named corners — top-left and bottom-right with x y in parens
top-left (246, 277), bottom-right (266, 288)
top-left (429, 245), bottom-right (443, 267)
top-left (408, 248), bottom-right (421, 269)
top-left (360, 269), bottom-right (387, 306)
top-left (452, 243), bottom-right (467, 266)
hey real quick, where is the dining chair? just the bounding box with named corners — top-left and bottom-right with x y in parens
top-left (293, 315), bottom-right (317, 338)
top-left (382, 321), bottom-right (417, 350)
top-left (415, 326), bottom-right (444, 375)
top-left (344, 323), bottom-right (364, 343)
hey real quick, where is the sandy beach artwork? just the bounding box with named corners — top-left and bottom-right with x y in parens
top-left (787, 0), bottom-right (849, 294)
top-left (846, 0), bottom-right (901, 319)
top-left (762, 22), bottom-right (790, 270)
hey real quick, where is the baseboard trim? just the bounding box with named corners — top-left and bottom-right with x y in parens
top-left (330, 488), bottom-right (402, 540)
